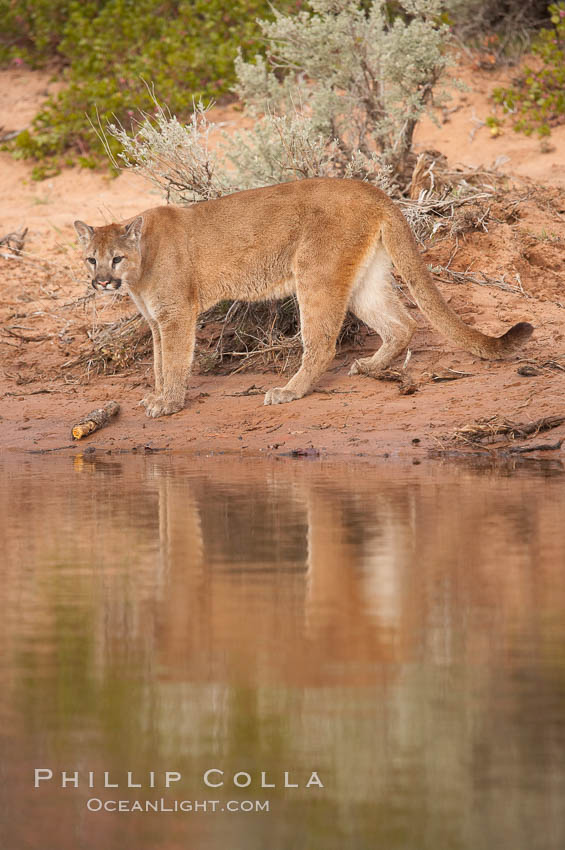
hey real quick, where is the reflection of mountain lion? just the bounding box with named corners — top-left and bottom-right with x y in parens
top-left (75, 178), bottom-right (532, 418)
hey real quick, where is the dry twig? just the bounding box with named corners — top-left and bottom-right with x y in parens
top-left (451, 414), bottom-right (565, 445)
top-left (0, 228), bottom-right (28, 255)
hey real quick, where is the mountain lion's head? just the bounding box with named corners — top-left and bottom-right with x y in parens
top-left (74, 216), bottom-right (144, 293)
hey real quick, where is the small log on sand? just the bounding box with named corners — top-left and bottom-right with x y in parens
top-left (71, 401), bottom-right (120, 440)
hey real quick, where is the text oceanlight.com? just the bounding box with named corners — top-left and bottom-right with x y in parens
top-left (86, 798), bottom-right (270, 813)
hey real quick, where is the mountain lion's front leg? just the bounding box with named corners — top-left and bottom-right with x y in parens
top-left (128, 293), bottom-right (164, 410)
top-left (145, 306), bottom-right (197, 418)
top-left (140, 320), bottom-right (163, 409)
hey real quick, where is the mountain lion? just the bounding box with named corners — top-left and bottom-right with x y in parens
top-left (75, 178), bottom-right (532, 418)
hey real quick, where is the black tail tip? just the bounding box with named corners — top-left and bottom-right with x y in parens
top-left (503, 321), bottom-right (534, 350)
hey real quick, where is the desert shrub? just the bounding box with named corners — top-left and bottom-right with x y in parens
top-left (2, 0), bottom-right (296, 167)
top-left (105, 99), bottom-right (237, 203)
top-left (109, 0), bottom-right (455, 194)
top-left (491, 2), bottom-right (565, 136)
top-left (231, 0), bottom-right (454, 178)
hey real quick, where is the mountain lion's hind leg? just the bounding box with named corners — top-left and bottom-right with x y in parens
top-left (264, 275), bottom-right (349, 406)
top-left (349, 264), bottom-right (416, 377)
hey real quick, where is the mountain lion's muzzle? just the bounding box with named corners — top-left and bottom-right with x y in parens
top-left (92, 277), bottom-right (122, 292)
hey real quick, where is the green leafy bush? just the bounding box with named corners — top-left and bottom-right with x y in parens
top-left (492, 2), bottom-right (565, 136)
top-left (1, 0), bottom-right (295, 166)
top-left (0, 0), bottom-right (72, 65)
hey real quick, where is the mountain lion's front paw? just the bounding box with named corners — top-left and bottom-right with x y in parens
top-left (264, 387), bottom-right (299, 405)
top-left (145, 397), bottom-right (184, 418)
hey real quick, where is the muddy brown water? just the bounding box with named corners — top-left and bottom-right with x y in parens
top-left (1, 453), bottom-right (564, 850)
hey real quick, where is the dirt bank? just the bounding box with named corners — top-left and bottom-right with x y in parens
top-left (1, 63), bottom-right (564, 460)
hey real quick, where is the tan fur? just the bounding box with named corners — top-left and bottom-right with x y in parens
top-left (74, 178), bottom-right (533, 418)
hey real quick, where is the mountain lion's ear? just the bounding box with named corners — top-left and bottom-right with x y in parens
top-left (74, 220), bottom-right (94, 245)
top-left (123, 216), bottom-right (144, 244)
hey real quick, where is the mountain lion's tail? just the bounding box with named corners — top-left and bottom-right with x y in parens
top-left (380, 205), bottom-right (533, 359)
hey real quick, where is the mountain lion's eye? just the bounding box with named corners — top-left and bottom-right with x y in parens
top-left (112, 256), bottom-right (123, 266)
top-left (87, 257), bottom-right (96, 265)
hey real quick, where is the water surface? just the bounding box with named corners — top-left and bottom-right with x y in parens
top-left (1, 453), bottom-right (564, 850)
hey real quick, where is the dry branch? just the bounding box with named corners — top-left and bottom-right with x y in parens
top-left (63, 314), bottom-right (151, 374)
top-left (508, 439), bottom-right (564, 454)
top-left (366, 367), bottom-right (418, 395)
top-left (0, 227), bottom-right (28, 255)
top-left (2, 327), bottom-right (54, 343)
top-left (431, 369), bottom-right (473, 382)
top-left (429, 264), bottom-right (528, 296)
top-left (71, 401), bottom-right (120, 440)
top-left (451, 414), bottom-right (565, 444)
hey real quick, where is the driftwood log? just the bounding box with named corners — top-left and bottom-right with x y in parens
top-left (71, 401), bottom-right (120, 440)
